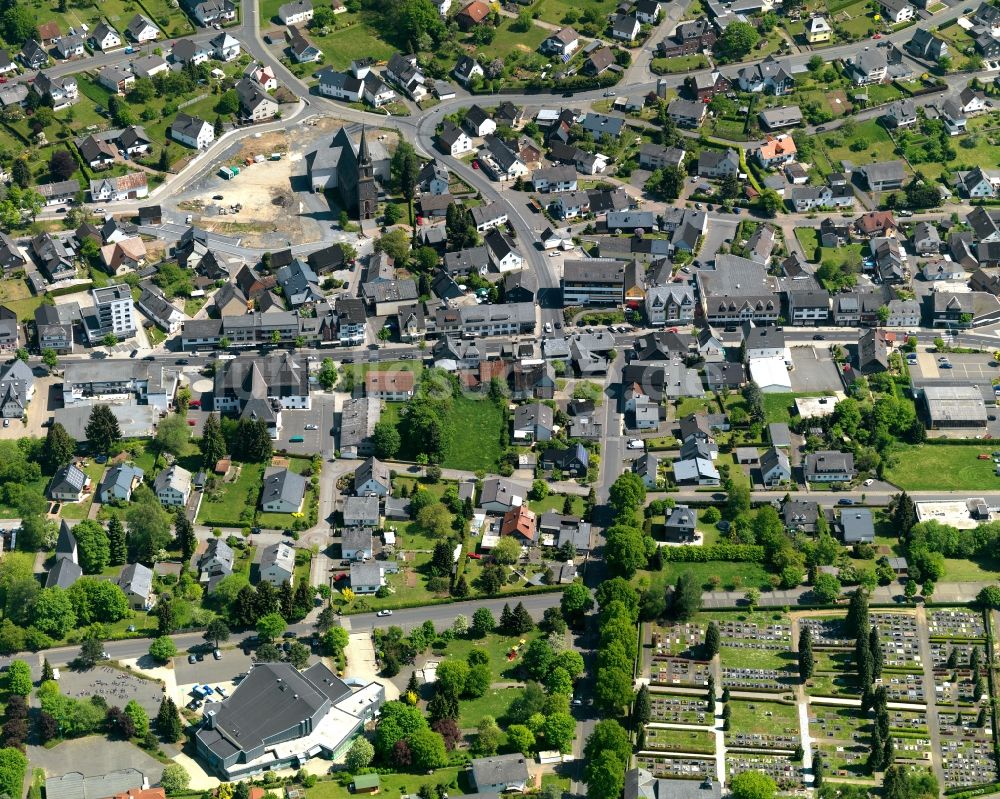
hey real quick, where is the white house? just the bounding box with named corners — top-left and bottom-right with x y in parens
top-left (171, 112), bottom-right (215, 149)
top-left (153, 464), bottom-right (191, 507)
top-left (260, 467), bottom-right (306, 514)
top-left (90, 22), bottom-right (122, 51)
top-left (126, 14), bottom-right (159, 42)
top-left (211, 32), bottom-right (240, 61)
top-left (278, 0), bottom-right (313, 24)
top-left (259, 542), bottom-right (295, 586)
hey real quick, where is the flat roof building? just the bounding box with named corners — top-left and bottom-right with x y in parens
top-left (922, 385), bottom-right (988, 428)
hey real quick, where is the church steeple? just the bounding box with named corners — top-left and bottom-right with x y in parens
top-left (358, 125), bottom-right (372, 166)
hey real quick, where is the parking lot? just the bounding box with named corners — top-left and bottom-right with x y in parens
top-left (173, 646), bottom-right (255, 687)
top-left (912, 351), bottom-right (1000, 385)
top-left (790, 346), bottom-right (844, 392)
top-left (280, 395), bottom-right (336, 456)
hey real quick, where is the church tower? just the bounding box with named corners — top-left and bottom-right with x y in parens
top-left (356, 126), bottom-right (378, 221)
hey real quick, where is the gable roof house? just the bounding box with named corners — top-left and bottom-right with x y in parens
top-left (46, 522), bottom-right (82, 589)
top-left (90, 22), bottom-right (122, 51)
top-left (907, 27), bottom-right (948, 60)
top-left (259, 542), bottom-right (295, 586)
top-left (541, 26), bottom-right (580, 57)
top-left (154, 464), bottom-right (192, 507)
top-left (97, 463), bottom-right (144, 504)
top-left (49, 463), bottom-right (88, 502)
top-left (117, 562), bottom-right (155, 610)
top-left (737, 55), bottom-right (794, 95)
top-left (260, 467), bottom-right (306, 514)
top-left (126, 13), bottom-right (159, 42)
top-left (846, 48), bottom-right (888, 85)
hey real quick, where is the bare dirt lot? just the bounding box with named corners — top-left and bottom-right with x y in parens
top-left (178, 120), bottom-right (400, 248)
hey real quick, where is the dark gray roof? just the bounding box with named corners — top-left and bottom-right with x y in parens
top-left (118, 562), bottom-right (153, 598)
top-left (197, 662), bottom-right (350, 758)
top-left (261, 466), bottom-right (307, 508)
top-left (46, 556), bottom-right (83, 589)
top-left (471, 754), bottom-right (530, 788)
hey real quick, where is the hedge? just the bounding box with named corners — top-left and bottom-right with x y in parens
top-left (659, 544), bottom-right (766, 563)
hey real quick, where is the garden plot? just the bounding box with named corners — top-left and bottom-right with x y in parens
top-left (938, 711), bottom-right (997, 789)
top-left (635, 754), bottom-right (715, 780)
top-left (725, 700), bottom-right (800, 750)
top-left (645, 728), bottom-right (717, 755)
top-left (871, 612), bottom-right (921, 671)
top-left (800, 616), bottom-right (852, 647)
top-left (717, 617), bottom-right (794, 690)
top-left (809, 706), bottom-right (873, 777)
top-left (928, 610), bottom-right (986, 639)
top-left (651, 622), bottom-right (705, 657)
top-left (879, 672), bottom-right (926, 703)
top-left (935, 668), bottom-right (983, 705)
top-left (650, 692), bottom-right (714, 725)
top-left (930, 641), bottom-right (982, 670)
top-left (728, 754), bottom-right (804, 789)
top-left (650, 656), bottom-right (711, 687)
top-left (888, 709), bottom-right (929, 735)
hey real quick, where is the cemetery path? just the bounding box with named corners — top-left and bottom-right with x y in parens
top-left (914, 606), bottom-right (947, 787)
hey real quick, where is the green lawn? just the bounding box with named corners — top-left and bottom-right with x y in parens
top-left (305, 768), bottom-right (464, 799)
top-left (634, 561), bottom-right (772, 593)
top-left (651, 54), bottom-right (710, 74)
top-left (436, 629), bottom-right (543, 681)
top-left (795, 228), bottom-right (820, 262)
top-left (762, 392), bottom-right (826, 425)
top-left (942, 557), bottom-right (1000, 582)
top-left (304, 17), bottom-right (398, 70)
top-left (197, 463), bottom-right (263, 526)
top-left (527, 494), bottom-right (585, 516)
top-left (475, 17), bottom-right (550, 60)
top-left (647, 727), bottom-right (716, 754)
top-left (458, 687), bottom-right (522, 729)
top-left (534, 0), bottom-right (621, 26)
top-left (816, 119), bottom-right (900, 177)
top-left (725, 699), bottom-right (799, 737)
top-left (884, 444), bottom-right (1000, 491)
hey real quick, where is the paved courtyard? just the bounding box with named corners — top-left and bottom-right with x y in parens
top-left (55, 664), bottom-right (166, 716)
top-left (790, 346), bottom-right (844, 393)
top-left (26, 738), bottom-right (166, 784)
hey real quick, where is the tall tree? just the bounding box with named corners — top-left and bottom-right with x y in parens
top-left (199, 412), bottom-right (227, 467)
top-left (73, 520), bottom-right (110, 574)
top-left (85, 405), bottom-right (121, 452)
top-left (107, 516), bottom-right (127, 566)
top-left (174, 509), bottom-right (196, 563)
top-left (236, 418), bottom-right (272, 462)
top-left (704, 621), bottom-right (721, 658)
top-left (845, 588), bottom-right (870, 639)
top-left (633, 684), bottom-right (651, 727)
top-left (798, 626), bottom-right (814, 682)
top-left (889, 492), bottom-right (917, 538)
top-left (869, 624), bottom-right (883, 680)
top-left (43, 423), bottom-right (75, 472)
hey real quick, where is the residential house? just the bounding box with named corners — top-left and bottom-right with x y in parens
top-left (760, 446), bottom-right (791, 486)
top-left (634, 452), bottom-right (660, 489)
top-left (259, 542), bottom-right (295, 586)
top-left (90, 173), bottom-right (149, 202)
top-left (697, 148), bottom-right (740, 178)
top-left (126, 14), bottom-right (159, 42)
top-left (755, 134), bottom-right (797, 169)
top-left (539, 444), bottom-right (589, 477)
top-left (350, 561), bottom-right (385, 593)
top-left (611, 13), bottom-right (640, 40)
top-left (500, 505), bottom-right (537, 544)
top-left (453, 55), bottom-right (484, 86)
top-left (667, 98), bottom-right (707, 128)
top-left (541, 26), bottom-right (580, 57)
top-left (171, 112), bottom-right (214, 149)
top-left (0, 359), bottom-right (32, 417)
top-left (260, 467), bottom-right (306, 514)
top-left (879, 0), bottom-right (914, 22)
top-left (456, 0), bottom-right (491, 30)
top-left (364, 370), bottom-right (415, 401)
top-left (585, 46), bottom-right (615, 76)
top-left (804, 451), bottom-right (856, 482)
top-left (842, 508), bottom-right (875, 544)
top-left (512, 402), bottom-right (554, 442)
top-left (437, 120), bottom-right (472, 156)
top-left (49, 463), bottom-right (88, 501)
top-left (90, 22), bottom-right (122, 51)
top-left (736, 55), bottom-right (794, 95)
top-left (645, 285), bottom-right (695, 325)
top-left (341, 527), bottom-right (373, 562)
top-left (806, 15), bottom-right (832, 43)
top-left (117, 563), bottom-right (155, 610)
top-left (846, 48), bottom-right (888, 85)
top-left (354, 457), bottom-right (391, 496)
top-left (907, 28), bottom-right (948, 60)
top-left (882, 98), bottom-right (917, 128)
top-left (54, 34), bottom-right (86, 59)
top-left (758, 105), bottom-right (803, 130)
top-left (288, 26), bottom-right (322, 63)
top-left (484, 228), bottom-right (522, 272)
top-left (278, 0), bottom-right (313, 24)
top-left (211, 32), bottom-right (241, 61)
top-left (154, 464), bottom-right (191, 507)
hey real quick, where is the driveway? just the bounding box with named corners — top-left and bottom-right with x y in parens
top-left (27, 738), bottom-right (166, 785)
top-left (343, 632), bottom-right (399, 701)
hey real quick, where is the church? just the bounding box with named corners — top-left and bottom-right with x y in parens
top-left (307, 126), bottom-right (390, 220)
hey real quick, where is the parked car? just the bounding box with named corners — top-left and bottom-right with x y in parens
top-left (376, 609), bottom-right (393, 617)
top-left (213, 649), bottom-right (222, 660)
top-left (305, 424), bottom-right (318, 430)
top-left (626, 439), bottom-right (644, 450)
top-left (838, 498), bottom-right (855, 505)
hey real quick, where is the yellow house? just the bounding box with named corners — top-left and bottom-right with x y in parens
top-left (806, 16), bottom-right (833, 43)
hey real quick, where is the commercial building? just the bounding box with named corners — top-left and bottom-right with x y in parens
top-left (195, 662), bottom-right (384, 778)
top-left (921, 385), bottom-right (988, 429)
top-left (561, 259), bottom-right (627, 306)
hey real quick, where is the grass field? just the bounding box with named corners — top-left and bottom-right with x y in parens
top-left (475, 17), bottom-right (550, 60)
top-left (305, 768), bottom-right (464, 799)
top-left (437, 629), bottom-right (543, 681)
top-left (533, 0), bottom-right (621, 26)
top-left (0, 279), bottom-right (45, 321)
top-left (762, 392), bottom-right (826, 425)
top-left (458, 687), bottom-right (522, 729)
top-left (304, 17), bottom-right (398, 70)
top-left (726, 700), bottom-right (799, 736)
top-left (816, 119), bottom-right (899, 175)
top-left (197, 462), bottom-right (263, 526)
top-left (884, 444), bottom-right (1000, 491)
top-left (942, 557), bottom-right (1000, 582)
top-left (635, 561), bottom-right (772, 593)
top-left (647, 727), bottom-right (717, 754)
top-left (651, 54), bottom-right (710, 74)
top-left (795, 228), bottom-right (821, 262)
top-left (528, 493), bottom-right (586, 516)
top-left (720, 643), bottom-right (794, 673)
